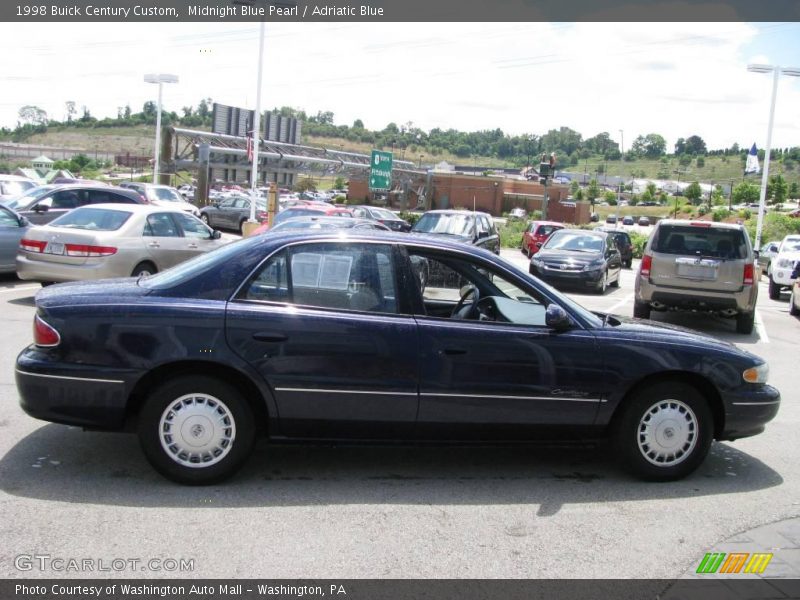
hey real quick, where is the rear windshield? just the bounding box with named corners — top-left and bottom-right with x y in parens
top-left (48, 207), bottom-right (131, 231)
top-left (148, 187), bottom-right (184, 203)
top-left (413, 213), bottom-right (474, 236)
top-left (653, 225), bottom-right (748, 259)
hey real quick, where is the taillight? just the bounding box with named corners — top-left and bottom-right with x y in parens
top-left (34, 315), bottom-right (60, 347)
top-left (139, 194), bottom-right (149, 204)
top-left (20, 239), bottom-right (47, 253)
top-left (64, 244), bottom-right (117, 257)
top-left (641, 254), bottom-right (653, 278)
top-left (743, 263), bottom-right (754, 285)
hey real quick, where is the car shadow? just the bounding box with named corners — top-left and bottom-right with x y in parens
top-left (647, 311), bottom-right (765, 345)
top-left (8, 296), bottom-right (35, 307)
top-left (0, 424), bottom-right (782, 513)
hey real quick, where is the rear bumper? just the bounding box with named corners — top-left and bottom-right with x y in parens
top-left (16, 253), bottom-right (123, 283)
top-left (719, 384), bottom-right (780, 441)
top-left (636, 277), bottom-right (756, 313)
top-left (15, 348), bottom-right (137, 430)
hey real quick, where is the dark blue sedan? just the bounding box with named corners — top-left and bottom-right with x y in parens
top-left (16, 232), bottom-right (780, 484)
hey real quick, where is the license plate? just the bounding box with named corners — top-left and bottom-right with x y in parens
top-left (675, 257), bottom-right (718, 280)
top-left (45, 242), bottom-right (64, 255)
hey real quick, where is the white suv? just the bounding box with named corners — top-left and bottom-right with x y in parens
top-left (767, 235), bottom-right (800, 300)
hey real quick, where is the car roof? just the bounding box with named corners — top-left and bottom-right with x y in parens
top-left (529, 220), bottom-right (564, 227)
top-left (656, 219), bottom-right (745, 231)
top-left (69, 203), bottom-right (194, 215)
top-left (555, 228), bottom-right (608, 237)
top-left (0, 174), bottom-right (35, 182)
top-left (423, 209), bottom-right (490, 216)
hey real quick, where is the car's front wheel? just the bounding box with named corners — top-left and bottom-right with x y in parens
top-left (200, 214), bottom-right (210, 225)
top-left (768, 276), bottom-right (781, 300)
top-left (613, 382), bottom-right (713, 481)
top-left (138, 376), bottom-right (256, 485)
top-left (790, 288), bottom-right (800, 316)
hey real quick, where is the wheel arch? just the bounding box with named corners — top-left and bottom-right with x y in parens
top-left (608, 371), bottom-right (725, 439)
top-left (125, 361), bottom-right (270, 434)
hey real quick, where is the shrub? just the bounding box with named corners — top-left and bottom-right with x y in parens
top-left (629, 232), bottom-right (648, 259)
top-left (712, 208), bottom-right (731, 222)
top-left (498, 218), bottom-right (528, 249)
top-left (398, 211), bottom-right (422, 227)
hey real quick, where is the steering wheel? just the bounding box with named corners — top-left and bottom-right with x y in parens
top-left (450, 285), bottom-right (480, 319)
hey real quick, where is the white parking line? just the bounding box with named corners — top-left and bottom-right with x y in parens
top-left (0, 285), bottom-right (40, 294)
top-left (755, 309), bottom-right (769, 343)
top-left (605, 294), bottom-right (633, 315)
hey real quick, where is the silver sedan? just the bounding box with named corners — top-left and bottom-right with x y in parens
top-left (16, 203), bottom-right (229, 283)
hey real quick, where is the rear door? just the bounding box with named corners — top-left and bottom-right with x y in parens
top-left (0, 206), bottom-right (27, 271)
top-left (650, 223), bottom-right (749, 293)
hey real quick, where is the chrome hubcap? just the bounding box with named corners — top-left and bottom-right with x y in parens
top-left (637, 399), bottom-right (697, 466)
top-left (159, 393), bottom-right (236, 468)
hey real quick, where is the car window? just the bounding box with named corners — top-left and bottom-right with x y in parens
top-left (352, 208), bottom-right (366, 218)
top-left (413, 213), bottom-right (474, 236)
top-left (241, 243), bottom-right (397, 314)
top-left (544, 231), bottom-right (604, 253)
top-left (144, 213), bottom-right (180, 237)
top-left (476, 216), bottom-right (490, 235)
top-left (49, 190), bottom-right (81, 209)
top-left (4, 186), bottom-right (55, 209)
top-left (49, 207), bottom-right (132, 231)
top-left (536, 225), bottom-right (558, 237)
top-left (653, 225), bottom-right (748, 259)
top-left (149, 188), bottom-right (183, 203)
top-left (410, 252), bottom-right (550, 326)
top-left (174, 213), bottom-right (213, 239)
top-left (0, 181), bottom-right (35, 197)
top-left (0, 206), bottom-right (21, 227)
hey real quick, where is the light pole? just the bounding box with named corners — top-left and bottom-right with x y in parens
top-left (747, 63), bottom-right (800, 250)
top-left (419, 154), bottom-right (424, 169)
top-left (618, 129), bottom-right (624, 204)
top-left (143, 73), bottom-right (178, 184)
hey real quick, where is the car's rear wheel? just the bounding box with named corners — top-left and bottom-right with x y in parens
top-left (137, 376), bottom-right (256, 485)
top-left (735, 311), bottom-right (755, 334)
top-left (131, 261), bottom-right (157, 278)
top-left (200, 214), bottom-right (210, 225)
top-left (768, 276), bottom-right (781, 300)
top-left (613, 382), bottom-right (713, 481)
top-left (790, 289), bottom-right (799, 316)
top-left (239, 219), bottom-right (247, 235)
top-left (625, 259), bottom-right (632, 269)
top-left (633, 300), bottom-right (651, 319)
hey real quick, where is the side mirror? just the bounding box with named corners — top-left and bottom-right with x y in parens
top-left (33, 204), bottom-right (49, 213)
top-left (212, 230), bottom-right (222, 239)
top-left (753, 250), bottom-right (760, 259)
top-left (535, 241), bottom-right (543, 248)
top-left (545, 304), bottom-right (571, 332)
top-left (19, 216), bottom-right (30, 227)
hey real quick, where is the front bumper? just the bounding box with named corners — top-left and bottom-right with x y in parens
top-left (530, 264), bottom-right (604, 288)
top-left (15, 347), bottom-right (138, 430)
top-left (719, 384), bottom-right (781, 441)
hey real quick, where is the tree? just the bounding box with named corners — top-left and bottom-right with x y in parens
top-left (143, 101), bottom-right (157, 117)
top-left (790, 182), bottom-right (799, 199)
top-left (586, 179), bottom-right (600, 205)
top-left (684, 135), bottom-right (707, 155)
top-left (674, 138), bottom-right (686, 155)
top-left (569, 180), bottom-right (579, 195)
top-left (294, 177), bottom-right (317, 193)
top-left (352, 119), bottom-right (364, 129)
top-left (646, 182), bottom-right (657, 197)
top-left (18, 105), bottom-right (48, 126)
top-left (769, 174), bottom-right (788, 204)
top-left (80, 105), bottom-right (93, 122)
top-left (732, 181), bottom-right (760, 204)
top-left (631, 133), bottom-right (666, 158)
top-left (65, 101), bottom-right (76, 123)
top-left (684, 181), bottom-right (703, 205)
top-left (333, 176), bottom-right (347, 190)
top-left (696, 157), bottom-right (705, 168)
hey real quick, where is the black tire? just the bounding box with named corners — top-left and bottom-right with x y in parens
top-left (735, 311), bottom-right (755, 334)
top-left (768, 276), bottom-right (780, 300)
top-left (200, 214), bottom-right (210, 225)
top-left (633, 300), bottom-right (651, 319)
top-left (40, 281), bottom-right (55, 287)
top-left (613, 382), bottom-right (713, 481)
top-left (131, 261), bottom-right (157, 278)
top-left (239, 219), bottom-right (247, 235)
top-left (790, 292), bottom-right (800, 316)
top-left (595, 270), bottom-right (608, 294)
top-left (625, 259), bottom-right (632, 269)
top-left (137, 376), bottom-right (257, 485)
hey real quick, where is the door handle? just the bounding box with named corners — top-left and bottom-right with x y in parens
top-left (187, 243), bottom-right (198, 249)
top-left (439, 348), bottom-right (467, 356)
top-left (252, 332), bottom-right (288, 342)
top-left (147, 242), bottom-right (160, 248)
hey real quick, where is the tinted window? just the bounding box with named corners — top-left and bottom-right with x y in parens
top-left (144, 213), bottom-right (180, 237)
top-left (5, 186), bottom-right (55, 209)
top-left (653, 225), bottom-right (747, 259)
top-left (0, 205), bottom-right (22, 227)
top-left (413, 213), bottom-right (474, 236)
top-left (49, 207), bottom-right (131, 231)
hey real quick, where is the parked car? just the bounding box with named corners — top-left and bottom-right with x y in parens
top-left (767, 235), bottom-right (800, 300)
top-left (605, 214), bottom-right (618, 225)
top-left (16, 204), bottom-right (226, 283)
top-left (118, 183), bottom-right (199, 217)
top-left (0, 204), bottom-right (30, 274)
top-left (253, 205), bottom-right (354, 235)
top-left (508, 207), bottom-right (527, 220)
top-left (634, 219), bottom-right (758, 333)
top-left (790, 275), bottom-right (800, 317)
top-left (177, 185), bottom-right (195, 201)
top-left (4, 184), bottom-right (146, 225)
top-left (199, 194), bottom-right (268, 233)
top-left (529, 228), bottom-right (622, 294)
top-left (622, 216), bottom-right (635, 226)
top-left (351, 206), bottom-right (412, 231)
top-left (521, 220), bottom-right (565, 257)
top-left (757, 240), bottom-right (780, 272)
top-left (262, 216), bottom-right (390, 233)
top-left (0, 174), bottom-right (37, 202)
top-left (16, 231), bottom-right (779, 484)
top-left (638, 216), bottom-right (651, 226)
top-left (411, 209), bottom-right (500, 254)
top-left (595, 227), bottom-right (634, 268)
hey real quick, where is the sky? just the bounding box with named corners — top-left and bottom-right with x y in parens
top-left (1, 21), bottom-right (800, 153)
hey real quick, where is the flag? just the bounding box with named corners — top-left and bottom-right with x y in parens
top-left (246, 131), bottom-right (254, 162)
top-left (745, 143), bottom-right (760, 174)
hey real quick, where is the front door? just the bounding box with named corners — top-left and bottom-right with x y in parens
top-left (226, 241), bottom-right (419, 439)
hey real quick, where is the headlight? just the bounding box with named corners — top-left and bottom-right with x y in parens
top-left (778, 258), bottom-right (794, 269)
top-left (531, 258), bottom-right (543, 267)
top-left (583, 260), bottom-right (605, 271)
top-left (742, 363), bottom-right (769, 384)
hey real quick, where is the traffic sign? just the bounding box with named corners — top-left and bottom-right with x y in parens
top-left (369, 150), bottom-right (393, 191)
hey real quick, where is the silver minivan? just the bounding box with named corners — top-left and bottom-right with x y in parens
top-left (634, 219), bottom-right (758, 334)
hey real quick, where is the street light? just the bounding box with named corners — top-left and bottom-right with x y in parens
top-left (747, 63), bottom-right (800, 250)
top-left (618, 129), bottom-right (624, 204)
top-left (419, 154), bottom-right (424, 169)
top-left (143, 73), bottom-right (178, 184)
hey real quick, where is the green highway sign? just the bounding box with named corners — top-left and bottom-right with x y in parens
top-left (369, 150), bottom-right (393, 191)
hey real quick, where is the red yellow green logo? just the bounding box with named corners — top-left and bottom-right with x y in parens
top-left (696, 552), bottom-right (773, 574)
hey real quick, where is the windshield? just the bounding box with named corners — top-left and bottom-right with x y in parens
top-left (413, 213), bottom-right (474, 236)
top-left (274, 208), bottom-right (325, 225)
top-left (148, 187), bottom-right (184, 203)
top-left (4, 185), bottom-right (56, 209)
top-left (273, 219), bottom-right (353, 231)
top-left (370, 208), bottom-right (397, 220)
top-left (0, 180), bottom-right (36, 197)
top-left (48, 207), bottom-right (131, 231)
top-left (543, 231), bottom-right (604, 253)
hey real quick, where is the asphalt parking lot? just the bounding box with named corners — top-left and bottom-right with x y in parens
top-left (0, 253), bottom-right (798, 580)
